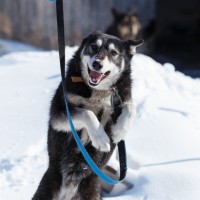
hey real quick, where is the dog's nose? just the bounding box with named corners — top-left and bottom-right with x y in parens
top-left (92, 61), bottom-right (102, 71)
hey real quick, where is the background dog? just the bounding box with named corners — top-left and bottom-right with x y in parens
top-left (106, 8), bottom-right (156, 55)
top-left (32, 31), bottom-right (143, 200)
top-left (106, 8), bottom-right (142, 41)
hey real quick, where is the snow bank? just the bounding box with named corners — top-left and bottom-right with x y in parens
top-left (0, 39), bottom-right (42, 56)
top-left (0, 47), bottom-right (200, 200)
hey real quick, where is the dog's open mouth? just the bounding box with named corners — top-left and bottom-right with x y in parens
top-left (88, 68), bottom-right (110, 86)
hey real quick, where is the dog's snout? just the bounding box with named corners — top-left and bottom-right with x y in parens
top-left (92, 61), bottom-right (102, 71)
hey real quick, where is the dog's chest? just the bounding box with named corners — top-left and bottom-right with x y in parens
top-left (68, 90), bottom-right (113, 125)
top-left (85, 91), bottom-right (113, 126)
top-left (89, 91), bottom-right (113, 126)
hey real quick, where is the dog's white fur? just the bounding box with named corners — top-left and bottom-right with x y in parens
top-left (81, 54), bottom-right (124, 90)
top-left (51, 107), bottom-right (111, 152)
top-left (96, 39), bottom-right (102, 47)
top-left (112, 102), bottom-right (136, 143)
top-left (108, 43), bottom-right (116, 51)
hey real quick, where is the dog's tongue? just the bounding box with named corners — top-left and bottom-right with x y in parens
top-left (89, 70), bottom-right (104, 85)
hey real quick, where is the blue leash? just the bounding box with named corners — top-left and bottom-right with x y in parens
top-left (50, 0), bottom-right (127, 185)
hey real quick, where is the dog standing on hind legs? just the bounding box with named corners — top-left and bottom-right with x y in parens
top-left (32, 31), bottom-right (143, 200)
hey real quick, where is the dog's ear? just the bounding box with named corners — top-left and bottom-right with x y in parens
top-left (77, 31), bottom-right (102, 56)
top-left (112, 8), bottom-right (123, 20)
top-left (78, 35), bottom-right (89, 53)
top-left (79, 31), bottom-right (102, 50)
top-left (124, 39), bottom-right (144, 57)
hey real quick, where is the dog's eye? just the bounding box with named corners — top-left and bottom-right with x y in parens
top-left (91, 44), bottom-right (99, 52)
top-left (110, 50), bottom-right (118, 56)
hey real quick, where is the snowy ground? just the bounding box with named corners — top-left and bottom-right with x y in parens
top-left (0, 44), bottom-right (200, 200)
top-left (0, 39), bottom-right (42, 56)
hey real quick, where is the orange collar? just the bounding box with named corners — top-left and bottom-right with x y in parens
top-left (71, 76), bottom-right (84, 83)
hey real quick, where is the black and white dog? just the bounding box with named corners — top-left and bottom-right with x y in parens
top-left (33, 31), bottom-right (143, 200)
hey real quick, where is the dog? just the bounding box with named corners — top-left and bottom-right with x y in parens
top-left (32, 31), bottom-right (143, 200)
top-left (106, 8), bottom-right (142, 41)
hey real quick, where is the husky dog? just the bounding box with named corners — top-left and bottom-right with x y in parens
top-left (106, 8), bottom-right (142, 41)
top-left (33, 31), bottom-right (143, 200)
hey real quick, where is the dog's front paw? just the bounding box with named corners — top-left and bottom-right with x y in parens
top-left (90, 125), bottom-right (110, 152)
top-left (112, 125), bottom-right (128, 144)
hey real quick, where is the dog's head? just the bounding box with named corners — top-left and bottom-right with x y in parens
top-left (112, 8), bottom-right (141, 40)
top-left (78, 31), bottom-right (143, 90)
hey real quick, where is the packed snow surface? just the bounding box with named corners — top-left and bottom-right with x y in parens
top-left (0, 46), bottom-right (200, 200)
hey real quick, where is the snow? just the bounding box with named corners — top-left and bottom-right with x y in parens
top-left (0, 45), bottom-right (200, 200)
top-left (0, 39), bottom-right (42, 56)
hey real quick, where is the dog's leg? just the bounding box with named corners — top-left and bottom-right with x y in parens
top-left (112, 101), bottom-right (136, 143)
top-left (77, 174), bottom-right (102, 200)
top-left (51, 108), bottom-right (110, 152)
top-left (32, 167), bottom-right (61, 200)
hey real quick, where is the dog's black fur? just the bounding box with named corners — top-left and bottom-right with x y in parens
top-left (33, 31), bottom-right (142, 200)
